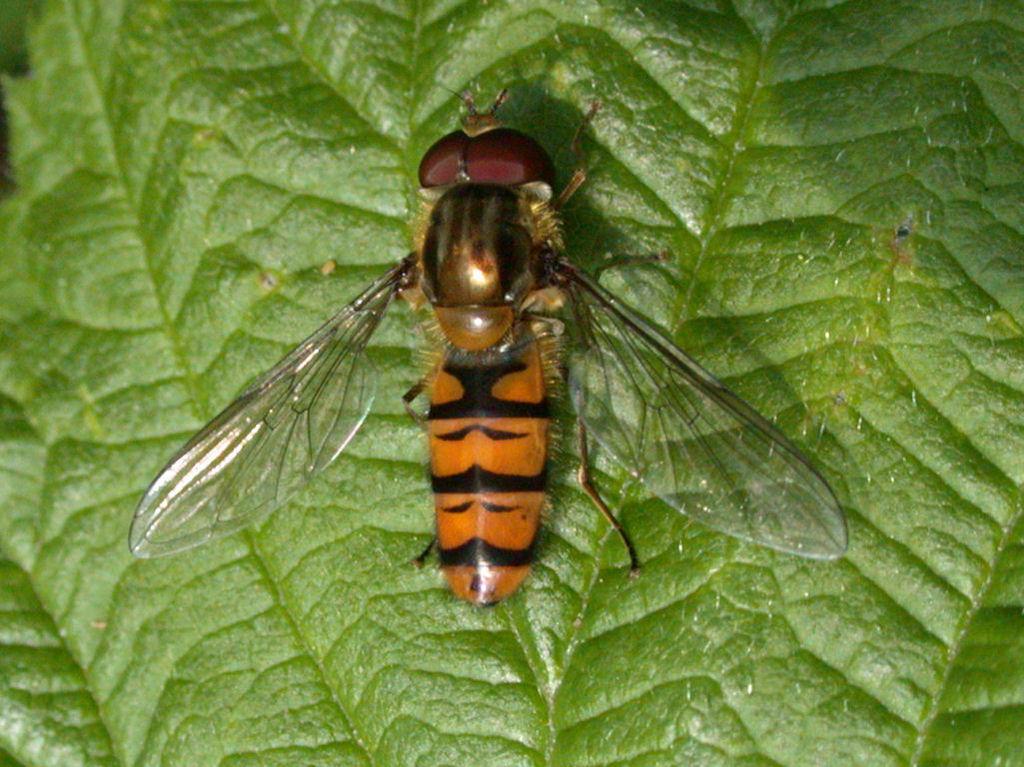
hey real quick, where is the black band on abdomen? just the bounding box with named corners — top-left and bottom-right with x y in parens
top-left (433, 423), bottom-right (528, 441)
top-left (428, 357), bottom-right (549, 420)
top-left (431, 464), bottom-right (547, 493)
top-left (428, 399), bottom-right (549, 420)
top-left (439, 537), bottom-right (535, 567)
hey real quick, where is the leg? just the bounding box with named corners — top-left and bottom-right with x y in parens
top-left (554, 100), bottom-right (601, 210)
top-left (521, 312), bottom-right (565, 341)
top-left (593, 250), bottom-right (671, 278)
top-left (412, 537), bottom-right (435, 567)
top-left (403, 379), bottom-right (428, 428)
top-left (576, 420), bottom-right (640, 575)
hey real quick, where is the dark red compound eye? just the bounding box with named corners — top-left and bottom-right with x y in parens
top-left (417, 131), bottom-right (469, 188)
top-left (418, 128), bottom-right (555, 188)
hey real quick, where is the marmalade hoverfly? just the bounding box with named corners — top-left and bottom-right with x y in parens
top-left (130, 90), bottom-right (847, 605)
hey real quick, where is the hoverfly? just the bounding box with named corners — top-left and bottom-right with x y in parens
top-left (130, 90), bottom-right (847, 605)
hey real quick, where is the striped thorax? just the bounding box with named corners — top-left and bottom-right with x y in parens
top-left (418, 183), bottom-right (558, 352)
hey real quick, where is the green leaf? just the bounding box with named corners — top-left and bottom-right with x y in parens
top-left (1, 1), bottom-right (1022, 766)
top-left (0, 0), bottom-right (39, 74)
top-left (0, 555), bottom-right (116, 766)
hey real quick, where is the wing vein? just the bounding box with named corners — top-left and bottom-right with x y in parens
top-left (559, 259), bottom-right (847, 559)
top-left (129, 257), bottom-right (412, 557)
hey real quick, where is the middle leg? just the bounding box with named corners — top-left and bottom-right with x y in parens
top-left (402, 378), bottom-right (429, 427)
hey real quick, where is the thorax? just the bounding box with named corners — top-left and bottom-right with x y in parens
top-left (414, 183), bottom-right (561, 351)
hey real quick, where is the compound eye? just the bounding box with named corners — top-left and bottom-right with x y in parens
top-left (418, 128), bottom-right (555, 188)
top-left (465, 128), bottom-right (554, 187)
top-left (418, 131), bottom-right (470, 187)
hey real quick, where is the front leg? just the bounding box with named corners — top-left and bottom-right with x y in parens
top-left (593, 250), bottom-right (671, 278)
top-left (553, 100), bottom-right (601, 210)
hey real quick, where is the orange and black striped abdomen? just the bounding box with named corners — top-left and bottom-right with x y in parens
top-left (428, 339), bottom-right (549, 604)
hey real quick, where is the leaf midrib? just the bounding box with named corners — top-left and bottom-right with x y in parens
top-left (244, 529), bottom-right (376, 764)
top-left (909, 495), bottom-right (1024, 764)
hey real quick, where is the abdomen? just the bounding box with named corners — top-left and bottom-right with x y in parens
top-left (428, 336), bottom-right (549, 605)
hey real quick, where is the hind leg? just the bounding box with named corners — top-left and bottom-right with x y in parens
top-left (576, 420), bottom-right (640, 575)
top-left (412, 537), bottom-right (435, 567)
top-left (404, 377), bottom-right (434, 565)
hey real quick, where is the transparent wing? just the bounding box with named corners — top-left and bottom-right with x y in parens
top-left (129, 258), bottom-right (412, 557)
top-left (559, 260), bottom-right (847, 559)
